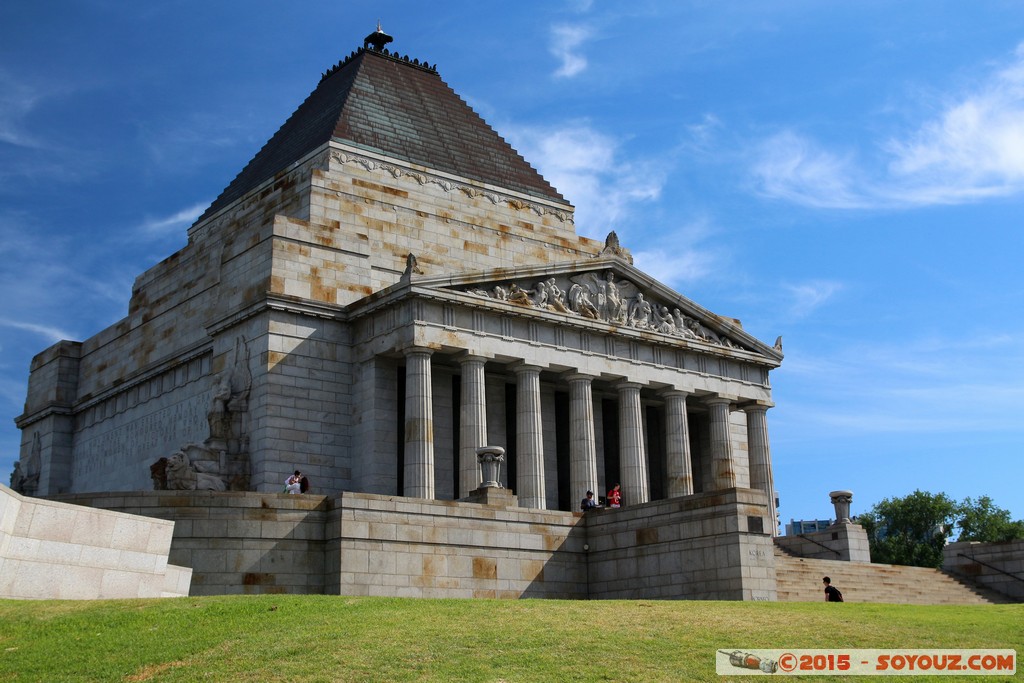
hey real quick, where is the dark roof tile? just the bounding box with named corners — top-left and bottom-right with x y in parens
top-left (199, 48), bottom-right (565, 222)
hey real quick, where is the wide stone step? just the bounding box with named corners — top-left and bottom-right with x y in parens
top-left (774, 549), bottom-right (1011, 604)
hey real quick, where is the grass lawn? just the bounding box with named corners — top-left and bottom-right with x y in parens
top-left (0, 596), bottom-right (1019, 682)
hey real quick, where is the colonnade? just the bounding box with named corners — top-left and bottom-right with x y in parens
top-left (402, 347), bottom-right (775, 520)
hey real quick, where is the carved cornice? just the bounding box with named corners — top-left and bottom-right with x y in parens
top-left (329, 150), bottom-right (574, 222)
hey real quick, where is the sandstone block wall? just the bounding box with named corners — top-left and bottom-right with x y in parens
top-left (585, 488), bottom-right (777, 600)
top-left (774, 522), bottom-right (871, 562)
top-left (48, 488), bottom-right (775, 601)
top-left (0, 484), bottom-right (190, 599)
top-left (943, 540), bottom-right (1024, 602)
top-left (328, 491), bottom-right (586, 599)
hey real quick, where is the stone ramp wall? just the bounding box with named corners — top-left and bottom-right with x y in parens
top-left (774, 548), bottom-right (1010, 605)
top-left (944, 540), bottom-right (1024, 603)
top-left (0, 484), bottom-right (191, 599)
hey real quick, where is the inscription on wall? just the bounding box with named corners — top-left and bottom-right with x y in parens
top-left (72, 389), bottom-right (209, 491)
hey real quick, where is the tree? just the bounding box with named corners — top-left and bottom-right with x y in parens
top-left (957, 496), bottom-right (1024, 543)
top-left (859, 490), bottom-right (958, 568)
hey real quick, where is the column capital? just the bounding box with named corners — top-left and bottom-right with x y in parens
top-left (659, 388), bottom-right (693, 400)
top-left (562, 371), bottom-right (596, 384)
top-left (510, 361), bottom-right (544, 376)
top-left (739, 400), bottom-right (774, 414)
top-left (403, 345), bottom-right (434, 359)
top-left (613, 380), bottom-right (644, 392)
top-left (704, 395), bottom-right (735, 407)
top-left (456, 352), bottom-right (490, 365)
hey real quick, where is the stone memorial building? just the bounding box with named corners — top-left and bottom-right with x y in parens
top-left (11, 28), bottom-right (785, 599)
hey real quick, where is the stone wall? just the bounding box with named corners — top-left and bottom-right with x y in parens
top-left (585, 488), bottom-right (776, 600)
top-left (943, 540), bottom-right (1024, 602)
top-left (329, 490), bottom-right (586, 598)
top-left (0, 484), bottom-right (190, 599)
top-left (49, 488), bottom-right (776, 601)
top-left (774, 522), bottom-right (870, 562)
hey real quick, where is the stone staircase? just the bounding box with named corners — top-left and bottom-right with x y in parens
top-left (774, 547), bottom-right (1013, 604)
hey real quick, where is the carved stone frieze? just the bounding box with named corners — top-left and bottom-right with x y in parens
top-left (463, 269), bottom-right (747, 350)
top-left (329, 150), bottom-right (573, 221)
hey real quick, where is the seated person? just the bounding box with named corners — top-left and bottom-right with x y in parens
top-left (580, 490), bottom-right (600, 511)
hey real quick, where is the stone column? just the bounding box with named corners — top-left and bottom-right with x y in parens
top-left (403, 347), bottom-right (434, 499)
top-left (458, 354), bottom-right (488, 496)
top-left (565, 373), bottom-right (599, 506)
top-left (616, 381), bottom-right (649, 505)
top-left (745, 403), bottom-right (778, 534)
top-left (706, 396), bottom-right (736, 490)
top-left (662, 390), bottom-right (694, 498)
top-left (513, 364), bottom-right (546, 509)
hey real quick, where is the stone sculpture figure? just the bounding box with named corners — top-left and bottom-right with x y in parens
top-left (597, 230), bottom-right (634, 264)
top-left (462, 271), bottom-right (746, 349)
top-left (628, 292), bottom-right (653, 329)
top-left (11, 432), bottom-right (42, 496)
top-left (165, 449), bottom-right (227, 491)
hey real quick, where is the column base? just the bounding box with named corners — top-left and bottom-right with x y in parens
top-left (464, 487), bottom-right (518, 507)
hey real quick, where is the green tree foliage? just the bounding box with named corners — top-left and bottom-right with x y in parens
top-left (859, 490), bottom-right (958, 568)
top-left (957, 496), bottom-right (1024, 543)
top-left (861, 490), bottom-right (1024, 567)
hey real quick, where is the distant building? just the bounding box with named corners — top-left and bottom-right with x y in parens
top-left (786, 519), bottom-right (834, 536)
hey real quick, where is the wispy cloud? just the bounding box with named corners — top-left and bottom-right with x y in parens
top-left (633, 216), bottom-right (721, 288)
top-left (138, 202), bottom-right (208, 237)
top-left (549, 24), bottom-right (592, 78)
top-left (782, 280), bottom-right (843, 319)
top-left (0, 318), bottom-right (75, 344)
top-left (505, 120), bottom-right (665, 238)
top-left (751, 42), bottom-right (1024, 209)
top-left (751, 131), bottom-right (878, 209)
top-left (885, 43), bottom-right (1024, 203)
top-left (775, 332), bottom-right (1024, 436)
top-left (0, 70), bottom-right (47, 149)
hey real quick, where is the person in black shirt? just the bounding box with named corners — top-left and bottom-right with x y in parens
top-left (823, 576), bottom-right (844, 602)
top-left (580, 490), bottom-right (599, 511)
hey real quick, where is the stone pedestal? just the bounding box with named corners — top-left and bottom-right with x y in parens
top-left (464, 486), bottom-right (517, 507)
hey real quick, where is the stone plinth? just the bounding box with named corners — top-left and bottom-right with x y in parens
top-left (464, 486), bottom-right (516, 507)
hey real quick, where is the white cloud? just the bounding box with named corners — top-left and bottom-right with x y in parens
top-left (138, 202), bottom-right (208, 237)
top-left (782, 280), bottom-right (843, 318)
top-left (885, 44), bottom-right (1024, 203)
top-left (0, 70), bottom-right (46, 149)
top-left (0, 318), bottom-right (75, 344)
top-left (752, 42), bottom-right (1024, 209)
top-left (775, 331), bottom-right (1024, 436)
top-left (549, 24), bottom-right (592, 79)
top-left (632, 216), bottom-right (720, 288)
top-left (751, 131), bottom-right (878, 209)
top-left (505, 121), bottom-right (665, 238)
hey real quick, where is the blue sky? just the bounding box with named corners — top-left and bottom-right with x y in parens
top-left (2, 1), bottom-right (1022, 525)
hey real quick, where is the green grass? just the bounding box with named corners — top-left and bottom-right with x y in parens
top-left (0, 597), bottom-right (1019, 682)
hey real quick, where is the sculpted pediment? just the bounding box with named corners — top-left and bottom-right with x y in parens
top-left (408, 257), bottom-right (782, 360)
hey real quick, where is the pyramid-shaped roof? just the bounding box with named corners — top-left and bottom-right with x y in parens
top-left (199, 41), bottom-right (566, 222)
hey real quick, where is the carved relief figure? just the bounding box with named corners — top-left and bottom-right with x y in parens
top-left (464, 271), bottom-right (747, 350)
top-left (165, 449), bottom-right (227, 491)
top-left (628, 292), bottom-right (653, 329)
top-left (11, 431), bottom-right (42, 496)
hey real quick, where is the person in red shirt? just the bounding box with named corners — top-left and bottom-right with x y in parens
top-left (607, 483), bottom-right (622, 508)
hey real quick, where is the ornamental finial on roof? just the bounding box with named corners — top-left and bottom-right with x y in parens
top-left (364, 22), bottom-right (394, 51)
